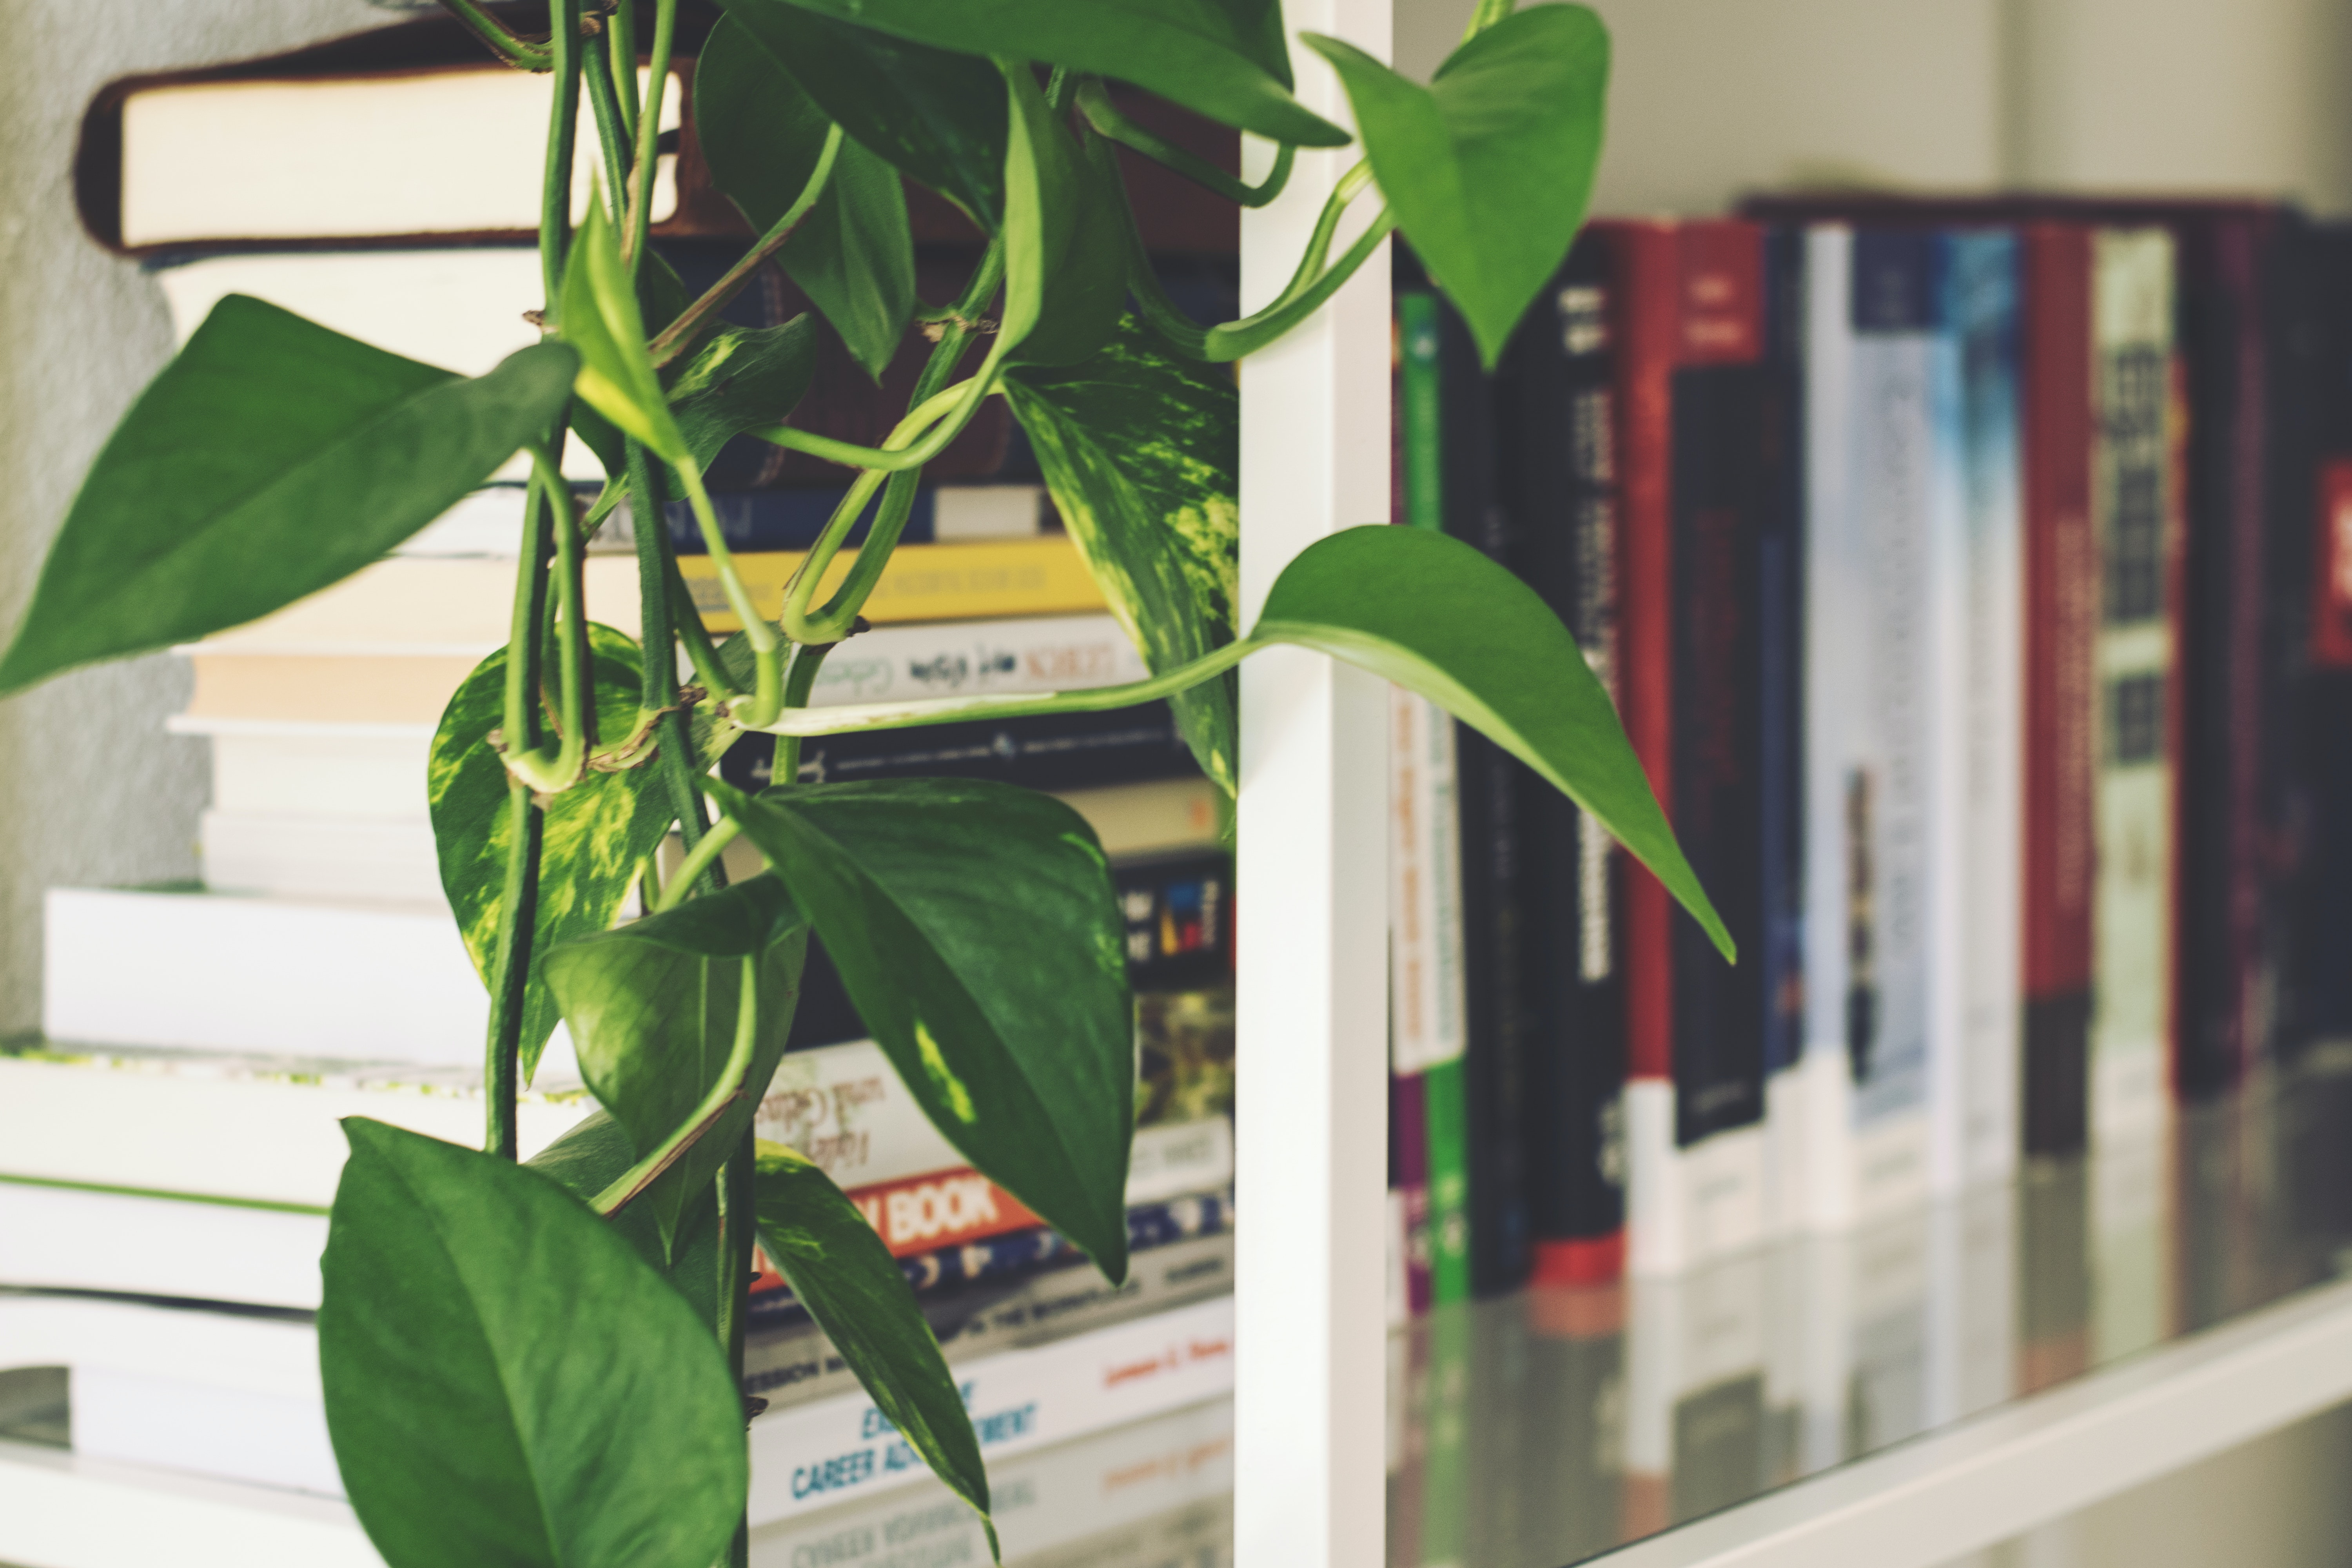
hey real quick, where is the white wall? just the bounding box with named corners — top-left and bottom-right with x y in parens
top-left (0, 0), bottom-right (372, 1031)
top-left (1396, 0), bottom-right (2352, 216)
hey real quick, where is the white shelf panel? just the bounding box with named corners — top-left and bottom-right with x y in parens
top-left (0, 1438), bottom-right (375, 1568)
top-left (1598, 1273), bottom-right (2352, 1568)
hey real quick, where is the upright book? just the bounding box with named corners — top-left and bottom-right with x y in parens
top-left (1588, 218), bottom-right (1779, 1273)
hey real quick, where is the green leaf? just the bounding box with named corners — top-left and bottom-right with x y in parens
top-left (713, 0), bottom-right (1008, 231)
top-left (998, 63), bottom-right (1126, 368)
top-left (1304, 7), bottom-right (1610, 368)
top-left (668, 318), bottom-right (822, 470)
top-left (529, 1109), bottom-right (726, 1334)
top-left (560, 195), bottom-right (690, 460)
top-left (320, 1118), bottom-right (745, 1568)
top-left (1004, 317), bottom-right (1238, 790)
top-left (753, 1142), bottom-right (994, 1546)
top-left (1254, 524), bottom-right (1733, 960)
top-left (693, 13), bottom-right (915, 379)
top-left (0, 298), bottom-right (575, 695)
top-left (774, 0), bottom-right (1350, 148)
top-left (787, 142), bottom-right (919, 381)
top-left (428, 626), bottom-right (726, 1079)
top-left (709, 777), bottom-right (1134, 1278)
top-left (543, 875), bottom-right (810, 1252)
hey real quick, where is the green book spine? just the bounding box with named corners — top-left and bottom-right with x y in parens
top-left (1398, 287), bottom-right (1475, 1308)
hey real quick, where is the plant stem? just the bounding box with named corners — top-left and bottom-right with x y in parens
top-left (591, 955), bottom-right (760, 1215)
top-left (505, 454), bottom-right (594, 792)
top-left (623, 441), bottom-right (730, 899)
top-left (772, 641), bottom-right (837, 786)
top-left (482, 458), bottom-right (559, 1158)
top-left (675, 459), bottom-right (785, 726)
top-left (539, 0), bottom-right (586, 309)
top-left (623, 0), bottom-right (678, 270)
top-left (745, 350), bottom-right (1008, 475)
top-left (1462, 0), bottom-right (1517, 40)
top-left (1075, 78), bottom-right (1296, 207)
top-left (657, 816), bottom-right (740, 913)
top-left (581, 30), bottom-right (634, 211)
top-left (719, 1127), bottom-right (756, 1568)
top-left (436, 0), bottom-right (554, 71)
top-left (646, 125), bottom-right (845, 368)
top-left (606, 0), bottom-right (639, 136)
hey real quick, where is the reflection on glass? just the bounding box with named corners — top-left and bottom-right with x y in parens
top-left (1383, 1057), bottom-right (2352, 1568)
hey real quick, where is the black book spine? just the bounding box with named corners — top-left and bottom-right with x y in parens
top-left (1757, 230), bottom-right (1808, 1114)
top-left (1414, 256), bottom-right (1535, 1296)
top-left (719, 701), bottom-right (1200, 794)
top-left (1665, 361), bottom-right (1768, 1149)
top-left (1499, 235), bottom-right (1629, 1281)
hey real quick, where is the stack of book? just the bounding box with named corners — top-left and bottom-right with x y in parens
top-left (5, 6), bottom-right (1242, 1524)
top-left (1390, 197), bottom-right (2352, 1303)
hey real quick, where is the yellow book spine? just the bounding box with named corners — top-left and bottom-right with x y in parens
top-left (678, 537), bottom-right (1108, 631)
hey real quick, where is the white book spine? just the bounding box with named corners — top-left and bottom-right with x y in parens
top-left (1948, 233), bottom-right (2026, 1189)
top-left (748, 1293), bottom-right (1234, 1523)
top-left (1388, 688), bottom-right (1466, 1078)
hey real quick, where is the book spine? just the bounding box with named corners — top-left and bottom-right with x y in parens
top-left (1503, 237), bottom-right (1630, 1285)
top-left (745, 1293), bottom-right (1234, 1524)
top-left (1616, 219), bottom-right (1771, 1273)
top-left (1757, 228), bottom-right (1809, 1236)
top-left (1948, 231), bottom-right (2025, 1187)
top-left (1394, 285), bottom-right (1476, 1307)
top-left (722, 701), bottom-right (1198, 795)
top-left (2175, 222), bottom-right (2269, 1096)
top-left (2090, 229), bottom-right (2181, 1141)
top-left (1665, 221), bottom-right (1770, 1232)
top-left (1429, 285), bottom-right (1536, 1297)
top-left (2019, 226), bottom-right (2098, 1159)
top-left (2299, 233), bottom-right (2352, 1039)
top-left (747, 1186), bottom-right (1237, 1328)
top-left (678, 535), bottom-right (1105, 632)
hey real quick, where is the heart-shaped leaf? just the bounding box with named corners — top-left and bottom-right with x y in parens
top-left (1004, 316), bottom-right (1239, 790)
top-left (775, 0), bottom-right (1349, 148)
top-left (753, 1142), bottom-right (993, 1545)
top-left (694, 15), bottom-right (918, 379)
top-left (0, 298), bottom-right (575, 695)
top-left (320, 1118), bottom-right (746, 1568)
top-left (713, 0), bottom-right (1009, 231)
top-left (668, 318), bottom-right (822, 469)
top-left (708, 777), bottom-right (1134, 1278)
top-left (543, 875), bottom-right (810, 1252)
top-left (998, 62), bottom-right (1126, 368)
top-left (529, 1109), bottom-right (726, 1334)
top-left (561, 196), bottom-right (690, 461)
top-left (429, 626), bottom-right (740, 1079)
top-left (1305, 6), bottom-right (1610, 367)
top-left (1254, 523), bottom-right (1732, 959)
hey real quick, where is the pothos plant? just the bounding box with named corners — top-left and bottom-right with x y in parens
top-left (0, 0), bottom-right (1731, 1561)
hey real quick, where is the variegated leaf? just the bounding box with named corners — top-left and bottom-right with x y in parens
top-left (1002, 317), bottom-right (1240, 791)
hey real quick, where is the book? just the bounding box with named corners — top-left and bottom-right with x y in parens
top-left (45, 1286), bottom-right (1235, 1523)
top-left (744, 1230), bottom-right (1234, 1412)
top-left (1746, 193), bottom-right (2314, 1102)
top-left (152, 245), bottom-right (1020, 486)
top-left (1495, 239), bottom-right (1631, 1286)
top-left (0, 1041), bottom-right (589, 1210)
top-left (722, 703), bottom-right (1198, 796)
top-left (2089, 229), bottom-right (2183, 1144)
top-left (176, 537), bottom-right (1109, 656)
top-left (1590, 218), bottom-right (1771, 1274)
top-left (1940, 233), bottom-right (2028, 1191)
top-left (658, 482), bottom-right (1049, 552)
top-left (41, 884), bottom-right (576, 1073)
top-left (1787, 226), bottom-right (1942, 1232)
top-left (2296, 225), bottom-right (2352, 1053)
top-left (81, 14), bottom-right (1240, 257)
top-left (1390, 287), bottom-right (1474, 1308)
top-left (742, 1396), bottom-right (1233, 1566)
top-left (2017, 225), bottom-right (2101, 1159)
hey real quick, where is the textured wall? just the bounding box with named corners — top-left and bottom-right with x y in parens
top-left (0, 0), bottom-right (383, 1032)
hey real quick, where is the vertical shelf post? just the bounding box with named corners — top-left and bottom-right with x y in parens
top-left (1234, 0), bottom-right (1393, 1562)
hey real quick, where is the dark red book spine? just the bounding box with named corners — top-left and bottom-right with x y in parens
top-left (2020, 225), bottom-right (2098, 1156)
top-left (1602, 220), bottom-right (1683, 1091)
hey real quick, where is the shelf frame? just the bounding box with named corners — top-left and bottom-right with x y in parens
top-left (1232, 0), bottom-right (1394, 1563)
top-left (1597, 1273), bottom-right (2352, 1568)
